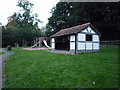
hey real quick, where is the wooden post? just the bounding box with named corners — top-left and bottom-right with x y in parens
top-left (34, 39), bottom-right (35, 45)
top-left (75, 34), bottom-right (77, 54)
top-left (35, 38), bottom-right (37, 47)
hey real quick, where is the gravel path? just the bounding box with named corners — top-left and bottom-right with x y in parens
top-left (0, 48), bottom-right (2, 90)
top-left (0, 48), bottom-right (13, 89)
top-left (23, 47), bottom-right (50, 50)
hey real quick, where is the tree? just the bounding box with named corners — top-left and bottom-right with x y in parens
top-left (2, 26), bottom-right (17, 47)
top-left (43, 24), bottom-right (53, 37)
top-left (2, 0), bottom-right (42, 47)
top-left (40, 24), bottom-right (53, 45)
top-left (48, 2), bottom-right (120, 40)
top-left (16, 0), bottom-right (42, 41)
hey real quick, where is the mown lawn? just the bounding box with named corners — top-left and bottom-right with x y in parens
top-left (5, 46), bottom-right (118, 88)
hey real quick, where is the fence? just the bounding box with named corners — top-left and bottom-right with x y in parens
top-left (100, 40), bottom-right (120, 46)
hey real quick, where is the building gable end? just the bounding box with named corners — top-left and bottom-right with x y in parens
top-left (81, 26), bottom-right (96, 34)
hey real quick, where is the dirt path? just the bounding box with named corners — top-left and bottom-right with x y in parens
top-left (0, 48), bottom-right (2, 90)
top-left (23, 47), bottom-right (50, 50)
top-left (0, 48), bottom-right (13, 89)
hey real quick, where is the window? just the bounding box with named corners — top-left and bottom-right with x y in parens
top-left (86, 34), bottom-right (92, 41)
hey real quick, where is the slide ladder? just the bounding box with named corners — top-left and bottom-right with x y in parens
top-left (32, 41), bottom-right (41, 48)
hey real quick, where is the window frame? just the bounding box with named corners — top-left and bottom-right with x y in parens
top-left (86, 34), bottom-right (92, 41)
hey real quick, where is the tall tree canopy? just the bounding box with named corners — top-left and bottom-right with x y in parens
top-left (2, 0), bottom-right (42, 47)
top-left (48, 2), bottom-right (120, 40)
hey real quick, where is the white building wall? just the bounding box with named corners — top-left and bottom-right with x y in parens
top-left (70, 35), bottom-right (75, 41)
top-left (51, 38), bottom-right (55, 49)
top-left (51, 38), bottom-right (55, 42)
top-left (86, 42), bottom-right (92, 50)
top-left (81, 26), bottom-right (96, 34)
top-left (81, 29), bottom-right (87, 33)
top-left (70, 35), bottom-right (75, 50)
top-left (77, 27), bottom-right (100, 51)
top-left (51, 43), bottom-right (55, 49)
top-left (78, 43), bottom-right (85, 50)
top-left (93, 43), bottom-right (99, 49)
top-left (77, 33), bottom-right (85, 50)
top-left (78, 33), bottom-right (85, 41)
top-left (91, 30), bottom-right (96, 34)
top-left (93, 35), bottom-right (99, 50)
top-left (70, 42), bottom-right (75, 50)
top-left (93, 35), bottom-right (99, 42)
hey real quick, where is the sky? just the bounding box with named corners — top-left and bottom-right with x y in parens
top-left (0, 0), bottom-right (59, 27)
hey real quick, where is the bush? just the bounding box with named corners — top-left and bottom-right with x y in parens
top-left (7, 46), bottom-right (12, 51)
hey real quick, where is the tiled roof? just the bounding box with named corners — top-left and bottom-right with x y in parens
top-left (51, 22), bottom-right (100, 37)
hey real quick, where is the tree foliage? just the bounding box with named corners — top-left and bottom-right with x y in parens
top-left (2, 0), bottom-right (42, 47)
top-left (43, 24), bottom-right (53, 37)
top-left (48, 2), bottom-right (120, 40)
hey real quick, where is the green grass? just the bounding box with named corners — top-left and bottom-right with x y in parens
top-left (5, 46), bottom-right (118, 88)
top-left (0, 52), bottom-right (4, 54)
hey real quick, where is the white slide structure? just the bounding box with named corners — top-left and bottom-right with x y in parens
top-left (32, 41), bottom-right (41, 48)
top-left (43, 40), bottom-right (50, 48)
top-left (32, 40), bottom-right (50, 48)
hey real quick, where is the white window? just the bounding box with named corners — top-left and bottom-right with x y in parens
top-left (86, 34), bottom-right (92, 41)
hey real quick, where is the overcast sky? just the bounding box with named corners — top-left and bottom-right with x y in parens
top-left (0, 0), bottom-right (59, 27)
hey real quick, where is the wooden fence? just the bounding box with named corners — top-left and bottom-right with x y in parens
top-left (100, 40), bottom-right (120, 46)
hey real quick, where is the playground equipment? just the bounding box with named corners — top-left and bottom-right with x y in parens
top-left (32, 37), bottom-right (50, 48)
top-left (43, 40), bottom-right (50, 48)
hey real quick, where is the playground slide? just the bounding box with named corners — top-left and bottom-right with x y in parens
top-left (32, 41), bottom-right (41, 48)
top-left (43, 40), bottom-right (50, 48)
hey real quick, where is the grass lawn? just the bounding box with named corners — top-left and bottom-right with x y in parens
top-left (0, 52), bottom-right (3, 55)
top-left (5, 46), bottom-right (118, 88)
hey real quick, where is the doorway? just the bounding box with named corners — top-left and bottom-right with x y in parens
top-left (55, 36), bottom-right (70, 50)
